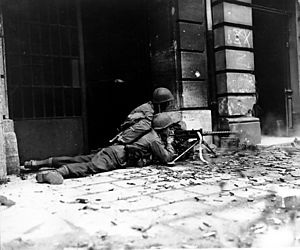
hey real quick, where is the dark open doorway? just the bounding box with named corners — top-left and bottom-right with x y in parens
top-left (252, 0), bottom-right (290, 136)
top-left (80, 0), bottom-right (152, 150)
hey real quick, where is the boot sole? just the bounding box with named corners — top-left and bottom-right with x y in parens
top-left (36, 172), bottom-right (63, 185)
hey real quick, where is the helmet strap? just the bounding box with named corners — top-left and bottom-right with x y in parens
top-left (158, 104), bottom-right (161, 113)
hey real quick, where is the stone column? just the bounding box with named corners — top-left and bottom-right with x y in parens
top-left (0, 117), bottom-right (6, 181)
top-left (211, 0), bottom-right (261, 144)
top-left (0, 11), bottom-right (20, 176)
top-left (0, 14), bottom-right (6, 180)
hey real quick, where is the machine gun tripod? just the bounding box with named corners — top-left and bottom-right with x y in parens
top-left (168, 129), bottom-right (238, 165)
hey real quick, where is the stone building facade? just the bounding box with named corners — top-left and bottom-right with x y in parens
top-left (0, 0), bottom-right (300, 179)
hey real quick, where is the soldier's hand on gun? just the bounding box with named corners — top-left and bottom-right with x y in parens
top-left (166, 128), bottom-right (175, 144)
top-left (166, 129), bottom-right (175, 144)
top-left (166, 136), bottom-right (174, 144)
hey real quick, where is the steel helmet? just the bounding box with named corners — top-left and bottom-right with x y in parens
top-left (152, 113), bottom-right (174, 130)
top-left (152, 87), bottom-right (174, 104)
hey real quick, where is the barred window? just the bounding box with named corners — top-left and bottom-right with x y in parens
top-left (3, 0), bottom-right (82, 119)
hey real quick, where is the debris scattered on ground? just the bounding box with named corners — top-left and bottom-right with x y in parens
top-left (203, 222), bottom-right (211, 228)
top-left (75, 198), bottom-right (89, 204)
top-left (250, 223), bottom-right (268, 234)
top-left (2, 139), bottom-right (300, 249)
top-left (0, 195), bottom-right (15, 207)
top-left (127, 182), bottom-right (136, 185)
top-left (291, 169), bottom-right (300, 177)
top-left (131, 224), bottom-right (152, 233)
top-left (79, 205), bottom-right (98, 211)
top-left (101, 205), bottom-right (111, 209)
top-left (203, 231), bottom-right (217, 238)
top-left (111, 220), bottom-right (117, 226)
top-left (247, 196), bottom-right (255, 202)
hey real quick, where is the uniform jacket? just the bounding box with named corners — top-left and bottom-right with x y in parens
top-left (92, 129), bottom-right (175, 170)
top-left (117, 101), bottom-right (154, 144)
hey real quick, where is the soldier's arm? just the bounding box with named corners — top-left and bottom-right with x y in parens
top-left (150, 136), bottom-right (175, 164)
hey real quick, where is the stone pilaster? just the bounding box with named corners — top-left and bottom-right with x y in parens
top-left (0, 14), bottom-right (6, 180)
top-left (0, 117), bottom-right (6, 181)
top-left (3, 119), bottom-right (19, 175)
top-left (0, 11), bottom-right (20, 176)
top-left (212, 0), bottom-right (261, 144)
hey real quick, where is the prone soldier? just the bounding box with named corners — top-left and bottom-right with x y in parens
top-left (27, 113), bottom-right (178, 185)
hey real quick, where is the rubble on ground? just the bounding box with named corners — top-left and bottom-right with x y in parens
top-left (1, 139), bottom-right (300, 249)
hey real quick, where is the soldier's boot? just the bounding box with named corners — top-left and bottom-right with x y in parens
top-left (36, 166), bottom-right (69, 185)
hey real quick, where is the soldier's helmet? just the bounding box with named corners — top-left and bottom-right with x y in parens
top-left (152, 87), bottom-right (174, 104)
top-left (152, 113), bottom-right (174, 130)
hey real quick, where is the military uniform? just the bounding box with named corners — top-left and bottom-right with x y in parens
top-left (116, 101), bottom-right (154, 144)
top-left (25, 101), bottom-right (155, 171)
top-left (48, 129), bottom-right (175, 178)
top-left (30, 88), bottom-right (178, 184)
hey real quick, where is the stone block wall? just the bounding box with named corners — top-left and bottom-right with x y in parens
top-left (148, 0), bottom-right (211, 130)
top-left (211, 0), bottom-right (261, 144)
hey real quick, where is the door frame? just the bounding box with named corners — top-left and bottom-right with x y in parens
top-left (251, 1), bottom-right (293, 136)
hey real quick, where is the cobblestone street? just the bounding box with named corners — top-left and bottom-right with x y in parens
top-left (1, 140), bottom-right (300, 249)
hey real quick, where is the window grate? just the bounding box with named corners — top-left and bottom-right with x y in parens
top-left (3, 0), bottom-right (82, 119)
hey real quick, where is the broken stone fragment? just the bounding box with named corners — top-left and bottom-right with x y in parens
top-left (282, 196), bottom-right (300, 209)
top-left (220, 192), bottom-right (230, 196)
top-left (247, 196), bottom-right (254, 202)
top-left (220, 174), bottom-right (231, 180)
top-left (75, 198), bottom-right (89, 204)
top-left (290, 169), bottom-right (300, 177)
top-left (194, 197), bottom-right (206, 202)
top-left (142, 233), bottom-right (148, 239)
top-left (203, 221), bottom-right (211, 227)
top-left (0, 195), bottom-right (15, 207)
top-left (203, 231), bottom-right (216, 237)
top-left (111, 220), bottom-right (117, 226)
top-left (251, 223), bottom-right (267, 234)
top-left (119, 208), bottom-right (129, 212)
top-left (268, 217), bottom-right (282, 225)
top-left (80, 205), bottom-right (99, 211)
top-left (127, 182), bottom-right (136, 185)
top-left (131, 224), bottom-right (152, 233)
top-left (227, 236), bottom-right (235, 241)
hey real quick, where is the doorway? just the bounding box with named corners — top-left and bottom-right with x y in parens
top-left (252, 0), bottom-right (290, 136)
top-left (80, 0), bottom-right (152, 150)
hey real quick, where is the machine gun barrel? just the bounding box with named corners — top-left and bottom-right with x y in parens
top-left (174, 129), bottom-right (237, 139)
top-left (202, 130), bottom-right (237, 136)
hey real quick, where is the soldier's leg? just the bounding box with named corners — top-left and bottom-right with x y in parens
top-left (36, 157), bottom-right (109, 185)
top-left (24, 154), bottom-right (94, 170)
top-left (51, 155), bottom-right (94, 168)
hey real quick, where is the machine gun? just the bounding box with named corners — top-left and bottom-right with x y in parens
top-left (168, 129), bottom-right (238, 165)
